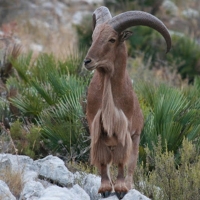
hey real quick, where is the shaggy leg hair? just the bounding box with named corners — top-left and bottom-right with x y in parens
top-left (90, 136), bottom-right (112, 167)
top-left (125, 133), bottom-right (140, 190)
top-left (98, 163), bottom-right (113, 195)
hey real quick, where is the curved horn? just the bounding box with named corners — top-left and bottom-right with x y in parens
top-left (93, 6), bottom-right (112, 30)
top-left (109, 11), bottom-right (171, 53)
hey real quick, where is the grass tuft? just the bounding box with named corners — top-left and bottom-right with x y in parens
top-left (0, 166), bottom-right (24, 199)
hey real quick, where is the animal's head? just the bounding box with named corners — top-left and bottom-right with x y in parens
top-left (84, 6), bottom-right (171, 73)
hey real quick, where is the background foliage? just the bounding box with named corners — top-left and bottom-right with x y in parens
top-left (0, 0), bottom-right (200, 199)
top-left (2, 52), bottom-right (90, 161)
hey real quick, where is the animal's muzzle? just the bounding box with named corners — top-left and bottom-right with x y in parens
top-left (83, 58), bottom-right (91, 65)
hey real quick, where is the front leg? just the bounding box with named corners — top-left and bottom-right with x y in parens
top-left (98, 164), bottom-right (113, 198)
top-left (114, 163), bottom-right (128, 199)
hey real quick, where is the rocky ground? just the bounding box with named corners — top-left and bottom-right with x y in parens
top-left (0, 0), bottom-right (199, 55)
top-left (0, 1), bottom-right (200, 200)
top-left (0, 154), bottom-right (150, 200)
top-left (0, 0), bottom-right (103, 57)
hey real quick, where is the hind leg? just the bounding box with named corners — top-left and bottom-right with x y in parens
top-left (125, 134), bottom-right (140, 190)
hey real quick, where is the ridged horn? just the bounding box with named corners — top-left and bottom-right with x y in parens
top-left (109, 11), bottom-right (171, 53)
top-left (93, 6), bottom-right (112, 30)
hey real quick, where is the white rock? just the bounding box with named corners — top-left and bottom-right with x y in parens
top-left (103, 194), bottom-right (119, 200)
top-left (70, 184), bottom-right (90, 200)
top-left (83, 173), bottom-right (150, 200)
top-left (0, 180), bottom-right (16, 200)
top-left (30, 43), bottom-right (43, 52)
top-left (0, 154), bottom-right (12, 173)
top-left (72, 0), bottom-right (103, 4)
top-left (20, 181), bottom-right (44, 200)
top-left (34, 155), bottom-right (74, 187)
top-left (85, 0), bottom-right (103, 3)
top-left (123, 189), bottom-right (150, 200)
top-left (182, 8), bottom-right (199, 19)
top-left (73, 171), bottom-right (87, 186)
top-left (0, 154), bottom-right (35, 173)
top-left (55, 2), bottom-right (66, 17)
top-left (23, 170), bottom-right (38, 183)
top-left (29, 19), bottom-right (50, 29)
top-left (162, 0), bottom-right (178, 16)
top-left (0, 154), bottom-right (151, 200)
top-left (83, 174), bottom-right (101, 200)
top-left (72, 11), bottom-right (90, 25)
top-left (42, 2), bottom-right (54, 9)
top-left (0, 30), bottom-right (4, 36)
top-left (39, 184), bottom-right (90, 200)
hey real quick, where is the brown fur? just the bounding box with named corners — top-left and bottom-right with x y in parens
top-left (84, 23), bottom-right (144, 195)
top-left (90, 75), bottom-right (132, 166)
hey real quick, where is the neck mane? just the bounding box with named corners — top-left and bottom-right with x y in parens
top-left (91, 43), bottom-right (129, 146)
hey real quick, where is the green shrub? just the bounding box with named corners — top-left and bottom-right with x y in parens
top-left (6, 52), bottom-right (90, 161)
top-left (128, 26), bottom-right (200, 81)
top-left (75, 15), bottom-right (92, 50)
top-left (136, 79), bottom-right (200, 163)
top-left (128, 26), bottom-right (167, 61)
top-left (134, 138), bottom-right (200, 200)
top-left (10, 120), bottom-right (42, 159)
top-left (38, 75), bottom-right (89, 161)
top-left (167, 34), bottom-right (200, 81)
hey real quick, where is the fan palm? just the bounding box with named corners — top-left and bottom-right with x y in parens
top-left (137, 80), bottom-right (200, 163)
top-left (6, 52), bottom-right (90, 161)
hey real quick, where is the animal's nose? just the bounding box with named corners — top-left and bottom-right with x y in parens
top-left (84, 58), bottom-right (91, 65)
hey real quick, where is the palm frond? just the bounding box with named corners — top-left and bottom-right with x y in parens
top-left (140, 82), bottom-right (200, 156)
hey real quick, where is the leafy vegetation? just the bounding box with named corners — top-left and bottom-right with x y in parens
top-left (75, 15), bottom-right (92, 50)
top-left (9, 120), bottom-right (41, 159)
top-left (128, 26), bottom-right (200, 82)
top-left (3, 52), bottom-right (90, 161)
top-left (136, 78), bottom-right (200, 163)
top-left (134, 138), bottom-right (200, 200)
top-left (0, 1), bottom-right (199, 199)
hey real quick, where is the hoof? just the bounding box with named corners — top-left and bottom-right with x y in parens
top-left (115, 191), bottom-right (127, 199)
top-left (101, 191), bottom-right (111, 198)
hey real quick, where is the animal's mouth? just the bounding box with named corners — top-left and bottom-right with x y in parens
top-left (84, 61), bottom-right (98, 71)
top-left (85, 65), bottom-right (96, 71)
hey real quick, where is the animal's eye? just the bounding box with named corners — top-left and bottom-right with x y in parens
top-left (109, 38), bottom-right (116, 43)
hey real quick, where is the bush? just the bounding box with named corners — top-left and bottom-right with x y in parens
top-left (167, 34), bottom-right (200, 81)
top-left (134, 138), bottom-right (200, 200)
top-left (128, 26), bottom-right (200, 81)
top-left (10, 120), bottom-right (42, 159)
top-left (136, 78), bottom-right (200, 163)
top-left (75, 15), bottom-right (92, 50)
top-left (6, 52), bottom-right (90, 161)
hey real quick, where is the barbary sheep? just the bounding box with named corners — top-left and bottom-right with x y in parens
top-left (84, 6), bottom-right (171, 199)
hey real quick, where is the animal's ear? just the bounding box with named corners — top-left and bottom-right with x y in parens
top-left (93, 14), bottom-right (96, 31)
top-left (119, 30), bottom-right (133, 42)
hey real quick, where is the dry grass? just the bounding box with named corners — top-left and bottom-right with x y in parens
top-left (0, 4), bottom-right (78, 59)
top-left (0, 123), bottom-right (18, 155)
top-left (0, 124), bottom-right (23, 199)
top-left (0, 165), bottom-right (24, 199)
top-left (127, 55), bottom-right (188, 88)
top-left (16, 19), bottom-right (77, 59)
